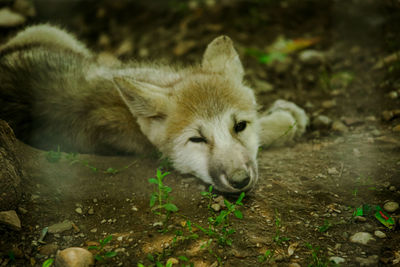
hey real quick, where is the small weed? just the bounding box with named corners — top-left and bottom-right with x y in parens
top-left (305, 243), bottom-right (331, 267)
top-left (273, 209), bottom-right (290, 244)
top-left (45, 145), bottom-right (62, 163)
top-left (42, 258), bottom-right (54, 267)
top-left (257, 249), bottom-right (274, 263)
top-left (318, 220), bottom-right (332, 233)
top-left (149, 169), bottom-right (178, 229)
top-left (200, 185), bottom-right (217, 210)
top-left (88, 235), bottom-right (117, 262)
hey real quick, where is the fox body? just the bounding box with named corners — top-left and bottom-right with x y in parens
top-left (0, 25), bottom-right (308, 193)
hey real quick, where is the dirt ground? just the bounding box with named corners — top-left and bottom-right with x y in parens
top-left (0, 0), bottom-right (400, 266)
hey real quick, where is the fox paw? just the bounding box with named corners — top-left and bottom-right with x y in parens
top-left (267, 99), bottom-right (309, 138)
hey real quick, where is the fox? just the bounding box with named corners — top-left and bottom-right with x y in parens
top-left (0, 24), bottom-right (308, 193)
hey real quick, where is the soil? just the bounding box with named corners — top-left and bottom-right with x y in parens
top-left (0, 0), bottom-right (400, 266)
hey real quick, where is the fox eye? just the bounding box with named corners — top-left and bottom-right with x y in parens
top-left (189, 137), bottom-right (207, 143)
top-left (234, 121), bottom-right (247, 133)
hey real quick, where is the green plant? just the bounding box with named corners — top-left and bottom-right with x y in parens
top-left (88, 235), bottom-right (117, 261)
top-left (318, 220), bottom-right (332, 233)
top-left (149, 169), bottom-right (178, 228)
top-left (273, 209), bottom-right (290, 244)
top-left (257, 249), bottom-right (274, 263)
top-left (42, 258), bottom-right (54, 267)
top-left (200, 185), bottom-right (217, 210)
top-left (305, 243), bottom-right (331, 267)
top-left (45, 145), bottom-right (62, 163)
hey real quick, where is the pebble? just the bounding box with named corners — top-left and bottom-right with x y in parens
top-left (167, 257), bottom-right (179, 265)
top-left (75, 207), bottom-right (83, 214)
top-left (87, 208), bottom-right (94, 215)
top-left (55, 247), bottom-right (94, 267)
top-left (253, 79), bottom-right (274, 93)
top-left (0, 7), bottom-right (26, 27)
top-left (321, 100), bottom-right (336, 109)
top-left (374, 230), bottom-right (386, 239)
top-left (355, 255), bottom-right (379, 266)
top-left (313, 115), bottom-right (332, 128)
top-left (211, 203), bottom-right (221, 212)
top-left (90, 228), bottom-right (97, 233)
top-left (0, 210), bottom-right (21, 230)
top-left (288, 263), bottom-right (301, 267)
top-left (388, 91), bottom-right (398, 99)
top-left (299, 49), bottom-right (325, 65)
top-left (354, 216), bottom-right (367, 222)
top-left (18, 207), bottom-right (28, 214)
top-left (331, 120), bottom-right (348, 133)
top-left (393, 124), bottom-right (400, 132)
top-left (349, 232), bottom-right (375, 245)
top-left (389, 186), bottom-right (396, 192)
top-left (329, 256), bottom-right (345, 264)
top-left (383, 201), bottom-right (399, 212)
top-left (48, 220), bottom-right (73, 234)
top-left (38, 244), bottom-right (58, 256)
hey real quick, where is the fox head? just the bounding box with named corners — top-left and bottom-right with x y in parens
top-left (114, 36), bottom-right (259, 193)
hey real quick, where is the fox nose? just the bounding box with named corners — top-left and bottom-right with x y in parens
top-left (229, 169), bottom-right (250, 189)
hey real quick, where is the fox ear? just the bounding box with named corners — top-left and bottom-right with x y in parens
top-left (202, 35), bottom-right (244, 82)
top-left (113, 77), bottom-right (168, 118)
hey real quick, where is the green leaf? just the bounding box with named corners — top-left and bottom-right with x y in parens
top-left (164, 186), bottom-right (172, 193)
top-left (234, 209), bottom-right (243, 219)
top-left (226, 238), bottom-right (232, 246)
top-left (224, 200), bottom-right (232, 210)
top-left (163, 203), bottom-right (178, 212)
top-left (148, 178), bottom-right (159, 184)
top-left (200, 191), bottom-right (209, 196)
top-left (236, 192), bottom-right (245, 204)
top-left (137, 263), bottom-right (146, 267)
top-left (42, 258), bottom-right (54, 267)
top-left (186, 220), bottom-right (192, 232)
top-left (95, 254), bottom-right (104, 261)
top-left (227, 228), bottom-right (236, 235)
top-left (147, 253), bottom-right (155, 262)
top-left (101, 235), bottom-right (113, 246)
top-left (166, 260), bottom-right (173, 267)
top-left (208, 185), bottom-right (213, 192)
top-left (87, 246), bottom-right (99, 251)
top-left (106, 167), bottom-right (118, 174)
top-left (178, 255), bottom-right (189, 261)
top-left (156, 262), bottom-right (164, 267)
top-left (150, 193), bottom-right (157, 208)
top-left (105, 251), bottom-right (117, 258)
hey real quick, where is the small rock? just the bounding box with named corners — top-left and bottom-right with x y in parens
top-left (93, 198), bottom-right (97, 203)
top-left (313, 115), bottom-right (332, 128)
top-left (0, 210), bottom-right (21, 230)
top-left (211, 203), bottom-right (221, 212)
top-left (115, 39), bottom-right (133, 57)
top-left (389, 186), bottom-right (396, 192)
top-left (0, 7), bottom-right (26, 27)
top-left (299, 49), bottom-right (325, 65)
top-left (355, 255), bottom-right (379, 266)
top-left (374, 230), bottom-right (386, 239)
top-left (353, 148), bottom-right (361, 157)
top-left (288, 263), bottom-right (301, 267)
top-left (354, 216), bottom-right (367, 222)
top-left (388, 91), bottom-right (398, 99)
top-left (48, 220), bottom-right (73, 234)
top-left (253, 79), bottom-right (274, 93)
top-left (329, 256), bottom-right (345, 264)
top-left (90, 228), bottom-right (97, 233)
top-left (321, 100), bottom-right (336, 109)
top-left (327, 167), bottom-right (339, 175)
top-left (349, 232), bottom-right (375, 245)
top-left (75, 207), bottom-right (83, 214)
top-left (153, 221), bottom-right (163, 227)
top-left (382, 109), bottom-right (400, 121)
top-left (18, 207), bottom-right (28, 214)
top-left (332, 120), bottom-right (348, 133)
top-left (38, 244), bottom-right (58, 256)
top-left (393, 124), bottom-right (400, 132)
top-left (214, 195), bottom-right (226, 207)
top-left (371, 129), bottom-right (381, 137)
top-left (383, 201), bottom-right (399, 212)
top-left (87, 208), bottom-right (94, 215)
top-left (55, 247), bottom-right (94, 267)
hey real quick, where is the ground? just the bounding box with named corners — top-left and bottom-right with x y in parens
top-left (0, 0), bottom-right (399, 266)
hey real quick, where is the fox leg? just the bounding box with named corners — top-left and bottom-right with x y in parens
top-left (258, 100), bottom-right (309, 147)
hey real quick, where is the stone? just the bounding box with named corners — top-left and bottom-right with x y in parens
top-left (39, 244), bottom-right (59, 256)
top-left (389, 186), bottom-right (396, 192)
top-left (87, 208), bottom-right (94, 215)
top-left (0, 8), bottom-right (26, 27)
top-left (331, 120), bottom-right (348, 133)
top-left (166, 257), bottom-right (179, 265)
top-left (48, 220), bottom-right (73, 234)
top-left (354, 216), bottom-right (367, 222)
top-left (329, 256), bottom-right (345, 264)
top-left (312, 115), bottom-right (332, 128)
top-left (393, 124), bottom-right (400, 132)
top-left (321, 100), bottom-right (336, 109)
top-left (0, 120), bottom-right (23, 211)
top-left (355, 255), bottom-right (379, 266)
top-left (374, 230), bottom-right (386, 239)
top-left (75, 207), bottom-right (83, 214)
top-left (349, 232), bottom-right (375, 245)
top-left (299, 49), bottom-right (325, 65)
top-left (211, 203), bottom-right (221, 212)
top-left (0, 210), bottom-right (21, 230)
top-left (383, 201), bottom-right (399, 212)
top-left (253, 79), bottom-right (274, 93)
top-left (388, 91), bottom-right (398, 99)
top-left (55, 247), bottom-right (94, 267)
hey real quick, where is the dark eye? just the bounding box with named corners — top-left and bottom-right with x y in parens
top-left (234, 121), bottom-right (247, 133)
top-left (189, 137), bottom-right (207, 143)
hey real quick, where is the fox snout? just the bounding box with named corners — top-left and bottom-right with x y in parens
top-left (229, 169), bottom-right (251, 189)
